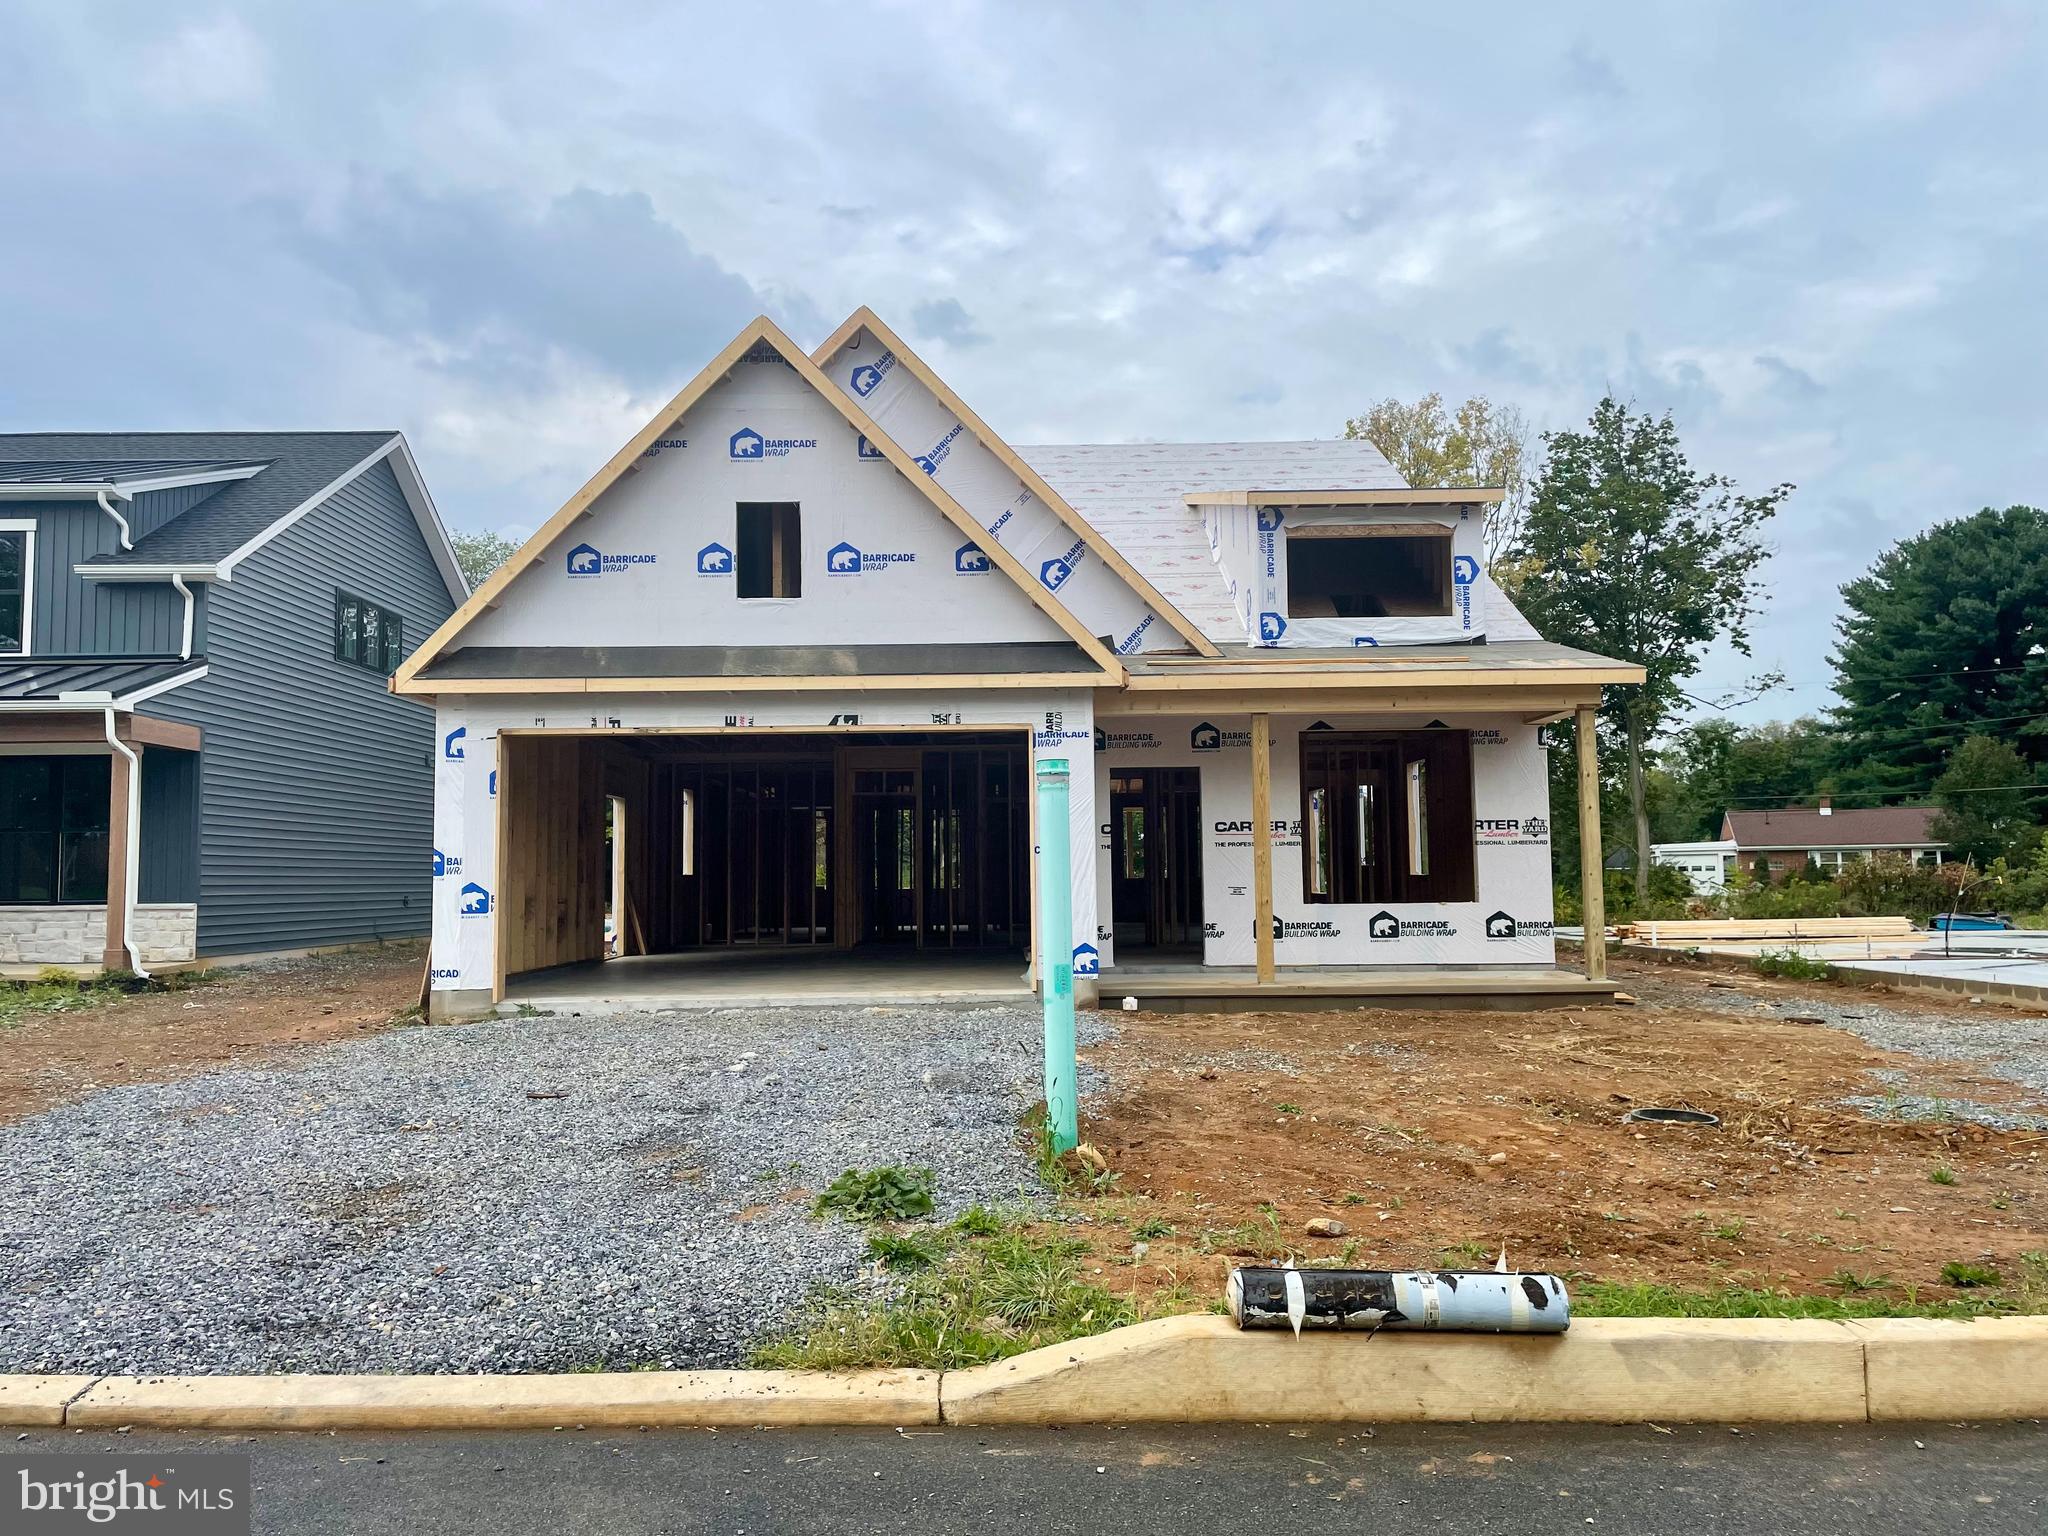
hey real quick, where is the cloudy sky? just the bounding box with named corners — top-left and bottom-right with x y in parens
top-left (3, 2), bottom-right (2042, 724)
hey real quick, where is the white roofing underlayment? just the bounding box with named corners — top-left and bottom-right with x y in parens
top-left (1017, 440), bottom-right (1541, 648)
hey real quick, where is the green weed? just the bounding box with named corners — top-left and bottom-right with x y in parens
top-left (814, 1165), bottom-right (935, 1223)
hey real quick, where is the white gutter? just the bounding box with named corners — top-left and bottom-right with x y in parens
top-left (95, 489), bottom-right (134, 551)
top-left (96, 702), bottom-right (148, 978)
top-left (171, 574), bottom-right (195, 660)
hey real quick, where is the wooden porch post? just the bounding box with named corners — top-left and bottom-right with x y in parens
top-left (1574, 704), bottom-right (1608, 982)
top-left (1251, 712), bottom-right (1276, 983)
top-left (102, 743), bottom-right (134, 971)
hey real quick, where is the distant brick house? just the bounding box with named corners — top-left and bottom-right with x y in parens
top-left (1722, 800), bottom-right (1946, 881)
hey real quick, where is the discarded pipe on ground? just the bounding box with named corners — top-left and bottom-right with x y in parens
top-left (1227, 1266), bottom-right (1570, 1335)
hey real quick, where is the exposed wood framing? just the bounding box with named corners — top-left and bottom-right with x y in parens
top-left (406, 671), bottom-right (1118, 696)
top-left (395, 315), bottom-right (1127, 697)
top-left (813, 306), bottom-right (1220, 658)
top-left (1250, 711), bottom-right (1275, 984)
top-left (1575, 704), bottom-right (1608, 983)
top-left (497, 736), bottom-right (608, 986)
top-left (1099, 687), bottom-right (1615, 719)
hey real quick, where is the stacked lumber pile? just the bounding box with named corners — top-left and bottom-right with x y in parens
top-left (1614, 916), bottom-right (1918, 942)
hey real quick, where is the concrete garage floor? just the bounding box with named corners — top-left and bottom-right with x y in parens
top-left (504, 946), bottom-right (1033, 1013)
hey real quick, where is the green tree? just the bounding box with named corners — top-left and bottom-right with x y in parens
top-left (451, 529), bottom-right (519, 591)
top-left (1345, 393), bottom-right (1529, 579)
top-left (1516, 397), bottom-right (1793, 900)
top-left (1828, 506), bottom-right (2048, 794)
top-left (1651, 717), bottom-right (1837, 843)
top-left (1927, 734), bottom-right (2038, 865)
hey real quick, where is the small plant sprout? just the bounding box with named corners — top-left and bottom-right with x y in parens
top-left (1929, 1166), bottom-right (1958, 1187)
top-left (1940, 1261), bottom-right (2002, 1289)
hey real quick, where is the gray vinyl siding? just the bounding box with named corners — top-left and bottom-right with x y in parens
top-left (151, 458), bottom-right (454, 954)
top-left (138, 748), bottom-right (200, 903)
top-left (13, 499), bottom-right (193, 656)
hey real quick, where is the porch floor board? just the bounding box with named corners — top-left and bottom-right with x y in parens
top-left (1100, 962), bottom-right (1615, 1013)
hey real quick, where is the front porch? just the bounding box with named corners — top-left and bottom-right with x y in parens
top-left (0, 669), bottom-right (204, 972)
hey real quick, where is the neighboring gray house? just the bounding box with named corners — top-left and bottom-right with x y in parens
top-left (0, 432), bottom-right (464, 970)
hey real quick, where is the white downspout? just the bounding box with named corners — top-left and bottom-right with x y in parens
top-left (95, 489), bottom-right (134, 551)
top-left (171, 573), bottom-right (195, 659)
top-left (101, 707), bottom-right (148, 978)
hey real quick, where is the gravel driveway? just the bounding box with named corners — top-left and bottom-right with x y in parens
top-left (0, 1003), bottom-right (1056, 1375)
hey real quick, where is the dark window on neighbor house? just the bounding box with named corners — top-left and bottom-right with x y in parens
top-left (0, 527), bottom-right (28, 654)
top-left (1300, 730), bottom-right (1474, 903)
top-left (0, 755), bottom-right (110, 904)
top-left (334, 590), bottom-right (403, 674)
top-left (736, 503), bottom-right (801, 599)
top-left (1287, 526), bottom-right (1452, 618)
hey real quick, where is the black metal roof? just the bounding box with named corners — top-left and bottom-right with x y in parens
top-left (0, 655), bottom-right (202, 703)
top-left (0, 432), bottom-right (397, 567)
top-left (0, 457), bottom-right (267, 486)
top-left (417, 642), bottom-right (1103, 682)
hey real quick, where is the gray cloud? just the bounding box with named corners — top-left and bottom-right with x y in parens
top-left (0, 0), bottom-right (2040, 722)
top-left (910, 297), bottom-right (990, 349)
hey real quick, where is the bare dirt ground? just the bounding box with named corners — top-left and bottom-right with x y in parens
top-left (1061, 952), bottom-right (2048, 1305)
top-left (0, 943), bottom-right (423, 1123)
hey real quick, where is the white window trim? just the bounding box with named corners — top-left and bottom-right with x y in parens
top-left (0, 519), bottom-right (35, 658)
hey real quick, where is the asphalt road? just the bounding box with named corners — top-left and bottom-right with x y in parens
top-left (17, 1421), bottom-right (2043, 1535)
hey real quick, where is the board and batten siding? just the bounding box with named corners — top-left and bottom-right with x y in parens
top-left (151, 457), bottom-right (455, 955)
top-left (11, 499), bottom-right (195, 656)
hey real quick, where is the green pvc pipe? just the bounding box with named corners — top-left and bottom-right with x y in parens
top-left (1035, 757), bottom-right (1079, 1154)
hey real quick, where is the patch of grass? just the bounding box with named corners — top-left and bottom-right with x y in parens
top-left (1031, 1120), bottom-right (1121, 1196)
top-left (1274, 1102), bottom-right (1303, 1116)
top-left (1574, 1281), bottom-right (2027, 1321)
top-left (750, 1229), bottom-right (1135, 1372)
top-left (1752, 949), bottom-right (1834, 982)
top-left (1132, 1217), bottom-right (1176, 1241)
top-left (1827, 1270), bottom-right (1892, 1294)
top-left (1941, 1261), bottom-right (2002, 1289)
top-left (866, 1229), bottom-right (947, 1271)
top-left (0, 971), bottom-right (131, 1028)
top-left (1341, 1192), bottom-right (1368, 1206)
top-left (1438, 1238), bottom-right (1494, 1268)
top-left (1929, 1166), bottom-right (1959, 1187)
top-left (1709, 1217), bottom-right (1749, 1241)
top-left (950, 1204), bottom-right (1011, 1238)
top-left (814, 1165), bottom-right (935, 1223)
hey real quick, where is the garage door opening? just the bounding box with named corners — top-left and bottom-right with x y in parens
top-left (496, 730), bottom-right (1036, 1007)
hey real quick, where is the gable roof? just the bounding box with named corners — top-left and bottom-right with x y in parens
top-left (1723, 805), bottom-right (1943, 850)
top-left (810, 308), bottom-right (1218, 658)
top-left (394, 316), bottom-right (1127, 694)
top-left (0, 430), bottom-right (466, 602)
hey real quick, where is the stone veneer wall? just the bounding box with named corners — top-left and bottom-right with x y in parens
top-left (0, 903), bottom-right (197, 966)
